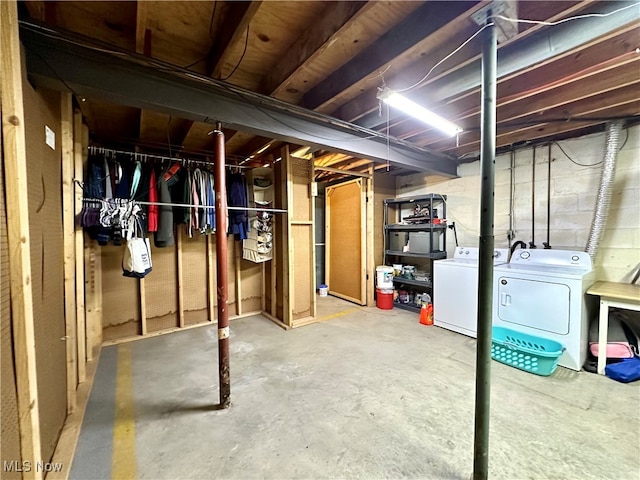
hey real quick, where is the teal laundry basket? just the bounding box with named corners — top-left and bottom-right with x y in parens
top-left (491, 326), bottom-right (565, 376)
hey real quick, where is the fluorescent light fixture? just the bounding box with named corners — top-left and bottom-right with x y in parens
top-left (255, 143), bottom-right (272, 154)
top-left (377, 87), bottom-right (463, 137)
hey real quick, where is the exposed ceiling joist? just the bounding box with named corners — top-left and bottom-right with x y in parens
top-left (302, 1), bottom-right (479, 111)
top-left (135, 1), bottom-right (149, 55)
top-left (259, 1), bottom-right (368, 97)
top-left (21, 22), bottom-right (458, 177)
top-left (334, 0), bottom-right (591, 123)
top-left (356, 1), bottom-right (639, 130)
top-left (391, 45), bottom-right (640, 144)
top-left (207, 1), bottom-right (263, 79)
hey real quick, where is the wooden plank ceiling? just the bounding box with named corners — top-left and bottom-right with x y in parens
top-left (22, 0), bottom-right (640, 180)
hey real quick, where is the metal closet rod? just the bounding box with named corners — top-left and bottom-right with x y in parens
top-left (88, 145), bottom-right (254, 169)
top-left (83, 198), bottom-right (287, 214)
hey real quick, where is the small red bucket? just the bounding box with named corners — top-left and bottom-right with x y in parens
top-left (376, 288), bottom-right (394, 310)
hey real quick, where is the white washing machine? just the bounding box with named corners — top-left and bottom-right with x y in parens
top-left (434, 247), bottom-right (510, 338)
top-left (493, 249), bottom-right (596, 371)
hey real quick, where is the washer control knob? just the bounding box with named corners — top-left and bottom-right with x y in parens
top-left (464, 250), bottom-right (469, 255)
top-left (571, 255), bottom-right (580, 261)
top-left (458, 249), bottom-right (464, 254)
top-left (494, 250), bottom-right (501, 258)
top-left (520, 251), bottom-right (530, 259)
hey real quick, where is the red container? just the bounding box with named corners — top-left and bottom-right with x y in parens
top-left (376, 288), bottom-right (394, 310)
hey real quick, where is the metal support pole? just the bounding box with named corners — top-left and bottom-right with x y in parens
top-left (213, 122), bottom-right (230, 408)
top-left (530, 146), bottom-right (536, 248)
top-left (544, 143), bottom-right (552, 249)
top-left (473, 15), bottom-right (497, 480)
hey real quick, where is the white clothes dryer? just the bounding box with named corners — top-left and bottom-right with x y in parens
top-left (434, 247), bottom-right (510, 338)
top-left (493, 249), bottom-right (596, 371)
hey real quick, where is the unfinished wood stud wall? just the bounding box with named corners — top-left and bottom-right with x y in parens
top-left (60, 92), bottom-right (78, 413)
top-left (73, 109), bottom-right (86, 383)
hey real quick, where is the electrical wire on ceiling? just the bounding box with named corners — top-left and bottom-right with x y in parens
top-left (395, 22), bottom-right (494, 93)
top-left (219, 24), bottom-right (250, 81)
top-left (493, 2), bottom-right (640, 27)
top-left (391, 1), bottom-right (640, 94)
top-left (182, 1), bottom-right (218, 69)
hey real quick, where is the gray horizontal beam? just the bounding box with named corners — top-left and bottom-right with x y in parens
top-left (20, 23), bottom-right (458, 177)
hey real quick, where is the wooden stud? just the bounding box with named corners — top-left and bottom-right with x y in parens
top-left (60, 92), bottom-right (78, 412)
top-left (80, 123), bottom-right (98, 362)
top-left (1, 1), bottom-right (43, 476)
top-left (73, 109), bottom-right (86, 382)
top-left (365, 166), bottom-right (375, 307)
top-left (94, 242), bottom-right (103, 346)
top-left (359, 177), bottom-right (368, 305)
top-left (262, 311), bottom-right (291, 331)
top-left (325, 187), bottom-right (332, 305)
top-left (95, 250), bottom-right (103, 325)
top-left (87, 122), bottom-right (103, 348)
top-left (207, 235), bottom-right (215, 322)
top-left (139, 278), bottom-right (147, 335)
top-left (176, 225), bottom-right (185, 328)
top-left (261, 261), bottom-right (266, 313)
top-left (270, 233), bottom-right (277, 317)
top-left (135, 1), bottom-right (149, 55)
top-left (235, 239), bottom-right (242, 317)
top-left (309, 157), bottom-right (317, 318)
top-left (82, 123), bottom-right (101, 355)
top-left (282, 146), bottom-right (292, 326)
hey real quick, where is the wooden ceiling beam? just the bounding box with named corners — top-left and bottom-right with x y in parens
top-left (23, 1), bottom-right (45, 21)
top-left (338, 0), bottom-right (595, 126)
top-left (180, 121), bottom-right (215, 153)
top-left (314, 152), bottom-right (353, 168)
top-left (390, 34), bottom-right (640, 141)
top-left (232, 135), bottom-right (278, 158)
top-left (176, 1), bottom-right (262, 165)
top-left (225, 131), bottom-right (263, 156)
top-left (259, 1), bottom-right (368, 97)
top-left (206, 1), bottom-right (263, 79)
top-left (324, 158), bottom-right (372, 171)
top-left (437, 100), bottom-right (640, 156)
top-left (412, 60), bottom-right (640, 150)
top-left (302, 1), bottom-right (480, 111)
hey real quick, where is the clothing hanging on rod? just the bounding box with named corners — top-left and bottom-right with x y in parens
top-left (83, 145), bottom-right (287, 248)
top-left (88, 145), bottom-right (253, 169)
top-left (105, 200), bottom-right (287, 214)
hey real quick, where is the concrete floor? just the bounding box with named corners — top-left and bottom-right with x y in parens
top-left (71, 296), bottom-right (640, 479)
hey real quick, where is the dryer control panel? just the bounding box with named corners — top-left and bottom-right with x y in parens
top-left (509, 249), bottom-right (592, 270)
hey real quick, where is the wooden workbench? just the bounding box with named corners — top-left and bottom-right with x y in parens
top-left (586, 281), bottom-right (640, 374)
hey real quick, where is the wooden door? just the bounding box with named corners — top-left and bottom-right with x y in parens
top-left (325, 179), bottom-right (366, 305)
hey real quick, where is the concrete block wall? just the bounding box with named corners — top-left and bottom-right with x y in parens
top-left (396, 125), bottom-right (640, 282)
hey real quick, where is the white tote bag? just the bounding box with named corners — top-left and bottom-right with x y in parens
top-left (122, 217), bottom-right (152, 278)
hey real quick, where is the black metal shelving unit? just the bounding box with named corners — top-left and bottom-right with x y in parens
top-left (383, 194), bottom-right (447, 312)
